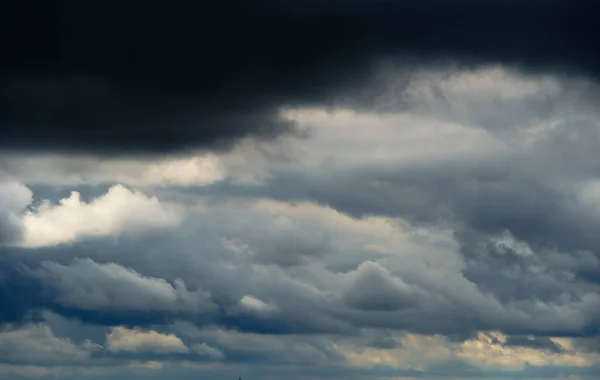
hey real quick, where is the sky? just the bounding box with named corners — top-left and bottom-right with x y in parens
top-left (1, 1), bottom-right (600, 380)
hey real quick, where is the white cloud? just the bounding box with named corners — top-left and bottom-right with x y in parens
top-left (106, 327), bottom-right (189, 354)
top-left (21, 184), bottom-right (182, 247)
top-left (35, 258), bottom-right (216, 313)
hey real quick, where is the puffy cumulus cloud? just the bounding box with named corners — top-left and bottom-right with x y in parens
top-left (22, 185), bottom-right (182, 247)
top-left (106, 327), bottom-right (189, 354)
top-left (33, 258), bottom-right (216, 314)
top-left (0, 182), bottom-right (182, 248)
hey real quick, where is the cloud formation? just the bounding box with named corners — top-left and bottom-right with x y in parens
top-left (0, 182), bottom-right (31, 244)
top-left (106, 327), bottom-right (189, 354)
top-left (2, 0), bottom-right (598, 154)
top-left (0, 183), bottom-right (181, 247)
top-left (34, 258), bottom-right (216, 314)
top-left (0, 324), bottom-right (90, 365)
top-left (2, 17), bottom-right (600, 380)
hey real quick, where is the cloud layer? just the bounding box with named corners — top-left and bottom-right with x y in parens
top-left (2, 0), bottom-right (599, 153)
top-left (2, 14), bottom-right (600, 380)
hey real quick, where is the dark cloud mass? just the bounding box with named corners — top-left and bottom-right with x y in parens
top-left (2, 0), bottom-right (599, 153)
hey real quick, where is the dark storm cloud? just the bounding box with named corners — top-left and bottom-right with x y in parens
top-left (2, 0), bottom-right (599, 154)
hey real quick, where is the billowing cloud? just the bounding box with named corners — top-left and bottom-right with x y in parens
top-left (22, 185), bottom-right (181, 247)
top-left (0, 183), bottom-right (181, 248)
top-left (34, 258), bottom-right (216, 314)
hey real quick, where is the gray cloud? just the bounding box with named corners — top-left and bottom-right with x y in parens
top-left (226, 215), bottom-right (333, 267)
top-left (0, 324), bottom-right (90, 366)
top-left (0, 182), bottom-right (31, 245)
top-left (342, 261), bottom-right (417, 312)
top-left (503, 335), bottom-right (565, 353)
top-left (34, 258), bottom-right (217, 314)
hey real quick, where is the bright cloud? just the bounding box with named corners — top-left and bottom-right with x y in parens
top-left (21, 184), bottom-right (182, 247)
top-left (106, 327), bottom-right (189, 354)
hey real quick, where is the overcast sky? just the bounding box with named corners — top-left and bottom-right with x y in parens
top-left (1, 1), bottom-right (600, 380)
